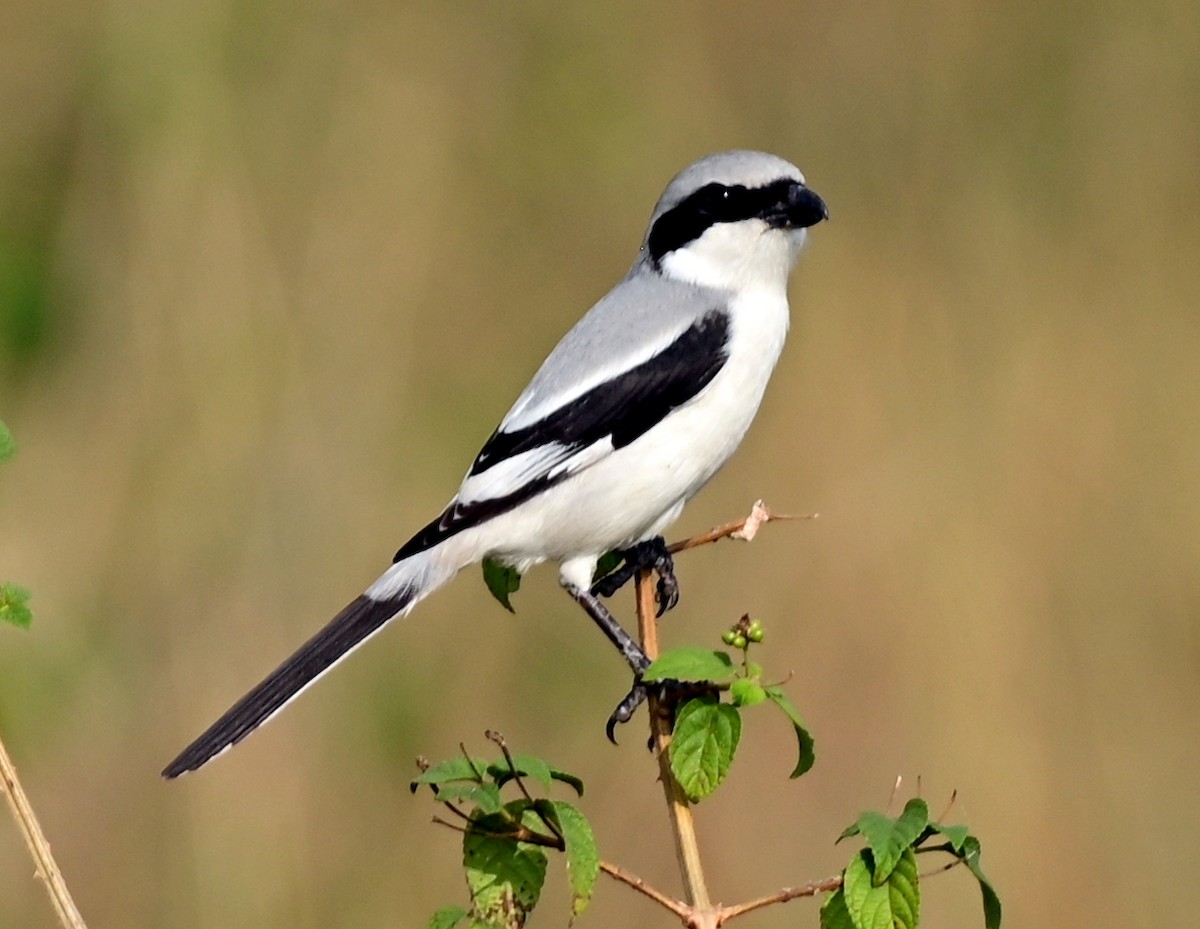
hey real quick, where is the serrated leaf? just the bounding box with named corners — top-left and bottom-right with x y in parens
top-left (820, 888), bottom-right (857, 929)
top-left (550, 800), bottom-right (599, 918)
top-left (930, 821), bottom-right (970, 853)
top-left (482, 558), bottom-right (521, 613)
top-left (464, 813), bottom-right (547, 929)
top-left (435, 783), bottom-right (504, 815)
top-left (763, 685), bottom-right (815, 777)
top-left (730, 678), bottom-right (767, 707)
top-left (642, 647), bottom-right (736, 683)
top-left (669, 697), bottom-right (740, 801)
top-left (961, 835), bottom-right (1002, 929)
top-left (488, 754), bottom-right (553, 791)
top-left (429, 905), bottom-right (469, 929)
top-left (0, 583), bottom-right (32, 629)
top-left (844, 848), bottom-right (919, 929)
top-left (856, 799), bottom-right (929, 884)
top-left (888, 847), bottom-right (920, 929)
top-left (411, 756), bottom-right (490, 791)
top-left (0, 421), bottom-right (15, 461)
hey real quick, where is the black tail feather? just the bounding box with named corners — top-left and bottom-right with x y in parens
top-left (162, 591), bottom-right (411, 778)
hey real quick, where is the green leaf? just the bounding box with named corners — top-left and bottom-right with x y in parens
top-left (411, 756), bottom-right (490, 791)
top-left (0, 421), bottom-right (15, 461)
top-left (669, 697), bottom-right (741, 801)
top-left (730, 677), bottom-right (767, 707)
top-left (591, 550), bottom-right (623, 583)
top-left (550, 800), bottom-right (599, 918)
top-left (548, 768), bottom-right (585, 797)
top-left (843, 848), bottom-right (920, 929)
top-left (856, 799), bottom-right (929, 884)
top-left (763, 685), bottom-right (815, 777)
top-left (429, 906), bottom-right (469, 929)
top-left (488, 754), bottom-right (554, 791)
top-left (642, 647), bottom-right (736, 683)
top-left (464, 813), bottom-right (547, 929)
top-left (820, 888), bottom-right (857, 929)
top-left (482, 558), bottom-right (521, 613)
top-left (0, 583), bottom-right (32, 629)
top-left (930, 821), bottom-right (970, 853)
top-left (434, 783), bottom-right (504, 815)
top-left (961, 835), bottom-right (1002, 929)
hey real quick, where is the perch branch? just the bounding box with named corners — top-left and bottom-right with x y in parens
top-left (0, 733), bottom-right (89, 929)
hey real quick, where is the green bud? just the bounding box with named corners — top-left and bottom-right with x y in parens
top-left (722, 629), bottom-right (738, 646)
top-left (732, 634), bottom-right (748, 650)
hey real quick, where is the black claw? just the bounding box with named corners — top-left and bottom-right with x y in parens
top-left (606, 682), bottom-right (648, 743)
top-left (604, 674), bottom-right (723, 744)
top-left (655, 571), bottom-right (679, 617)
top-left (591, 537), bottom-right (681, 616)
top-left (592, 562), bottom-right (635, 598)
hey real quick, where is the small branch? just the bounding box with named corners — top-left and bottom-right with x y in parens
top-left (434, 814), bottom-right (563, 850)
top-left (599, 860), bottom-right (691, 919)
top-left (0, 733), bottom-right (90, 929)
top-left (716, 874), bottom-right (845, 922)
top-left (667, 500), bottom-right (816, 555)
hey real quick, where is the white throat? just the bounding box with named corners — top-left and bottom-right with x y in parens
top-left (659, 221), bottom-right (807, 293)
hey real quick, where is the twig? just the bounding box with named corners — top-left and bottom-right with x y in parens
top-left (667, 500), bottom-right (816, 555)
top-left (716, 874), bottom-right (845, 921)
top-left (599, 860), bottom-right (692, 919)
top-left (0, 733), bottom-right (89, 929)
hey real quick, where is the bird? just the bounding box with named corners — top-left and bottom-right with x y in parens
top-left (162, 150), bottom-right (827, 778)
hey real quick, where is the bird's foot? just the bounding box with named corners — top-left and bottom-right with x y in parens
top-left (591, 536), bottom-right (679, 617)
top-left (605, 675), bottom-right (718, 743)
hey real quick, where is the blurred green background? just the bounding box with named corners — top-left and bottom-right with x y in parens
top-left (2, 1), bottom-right (1198, 927)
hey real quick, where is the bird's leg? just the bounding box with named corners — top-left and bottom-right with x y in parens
top-left (564, 582), bottom-right (650, 675)
top-left (590, 536), bottom-right (680, 617)
top-left (564, 581), bottom-right (658, 741)
top-left (564, 580), bottom-right (711, 742)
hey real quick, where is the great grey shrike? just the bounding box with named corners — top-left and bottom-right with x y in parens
top-left (163, 149), bottom-right (827, 777)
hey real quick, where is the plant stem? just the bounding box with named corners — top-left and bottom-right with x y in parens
top-left (0, 732), bottom-right (89, 929)
top-left (635, 570), bottom-right (717, 929)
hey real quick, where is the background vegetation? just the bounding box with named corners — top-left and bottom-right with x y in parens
top-left (2, 1), bottom-right (1197, 927)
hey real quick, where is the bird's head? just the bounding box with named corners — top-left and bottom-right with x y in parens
top-left (642, 150), bottom-right (828, 292)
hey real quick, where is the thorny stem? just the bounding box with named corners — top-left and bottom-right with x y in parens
top-left (716, 874), bottom-right (845, 921)
top-left (0, 733), bottom-right (90, 929)
top-left (599, 859), bottom-right (692, 919)
top-left (625, 502), bottom-right (841, 927)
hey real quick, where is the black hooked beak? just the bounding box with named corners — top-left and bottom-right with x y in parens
top-left (765, 182), bottom-right (829, 230)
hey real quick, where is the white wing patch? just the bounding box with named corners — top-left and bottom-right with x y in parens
top-left (456, 436), bottom-right (615, 507)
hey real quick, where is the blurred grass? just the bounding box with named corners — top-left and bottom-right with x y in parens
top-left (2, 1), bottom-right (1198, 927)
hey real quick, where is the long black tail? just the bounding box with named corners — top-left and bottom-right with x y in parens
top-left (162, 590), bottom-right (413, 778)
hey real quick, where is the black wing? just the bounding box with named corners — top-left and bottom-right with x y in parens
top-left (394, 309), bottom-right (731, 562)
